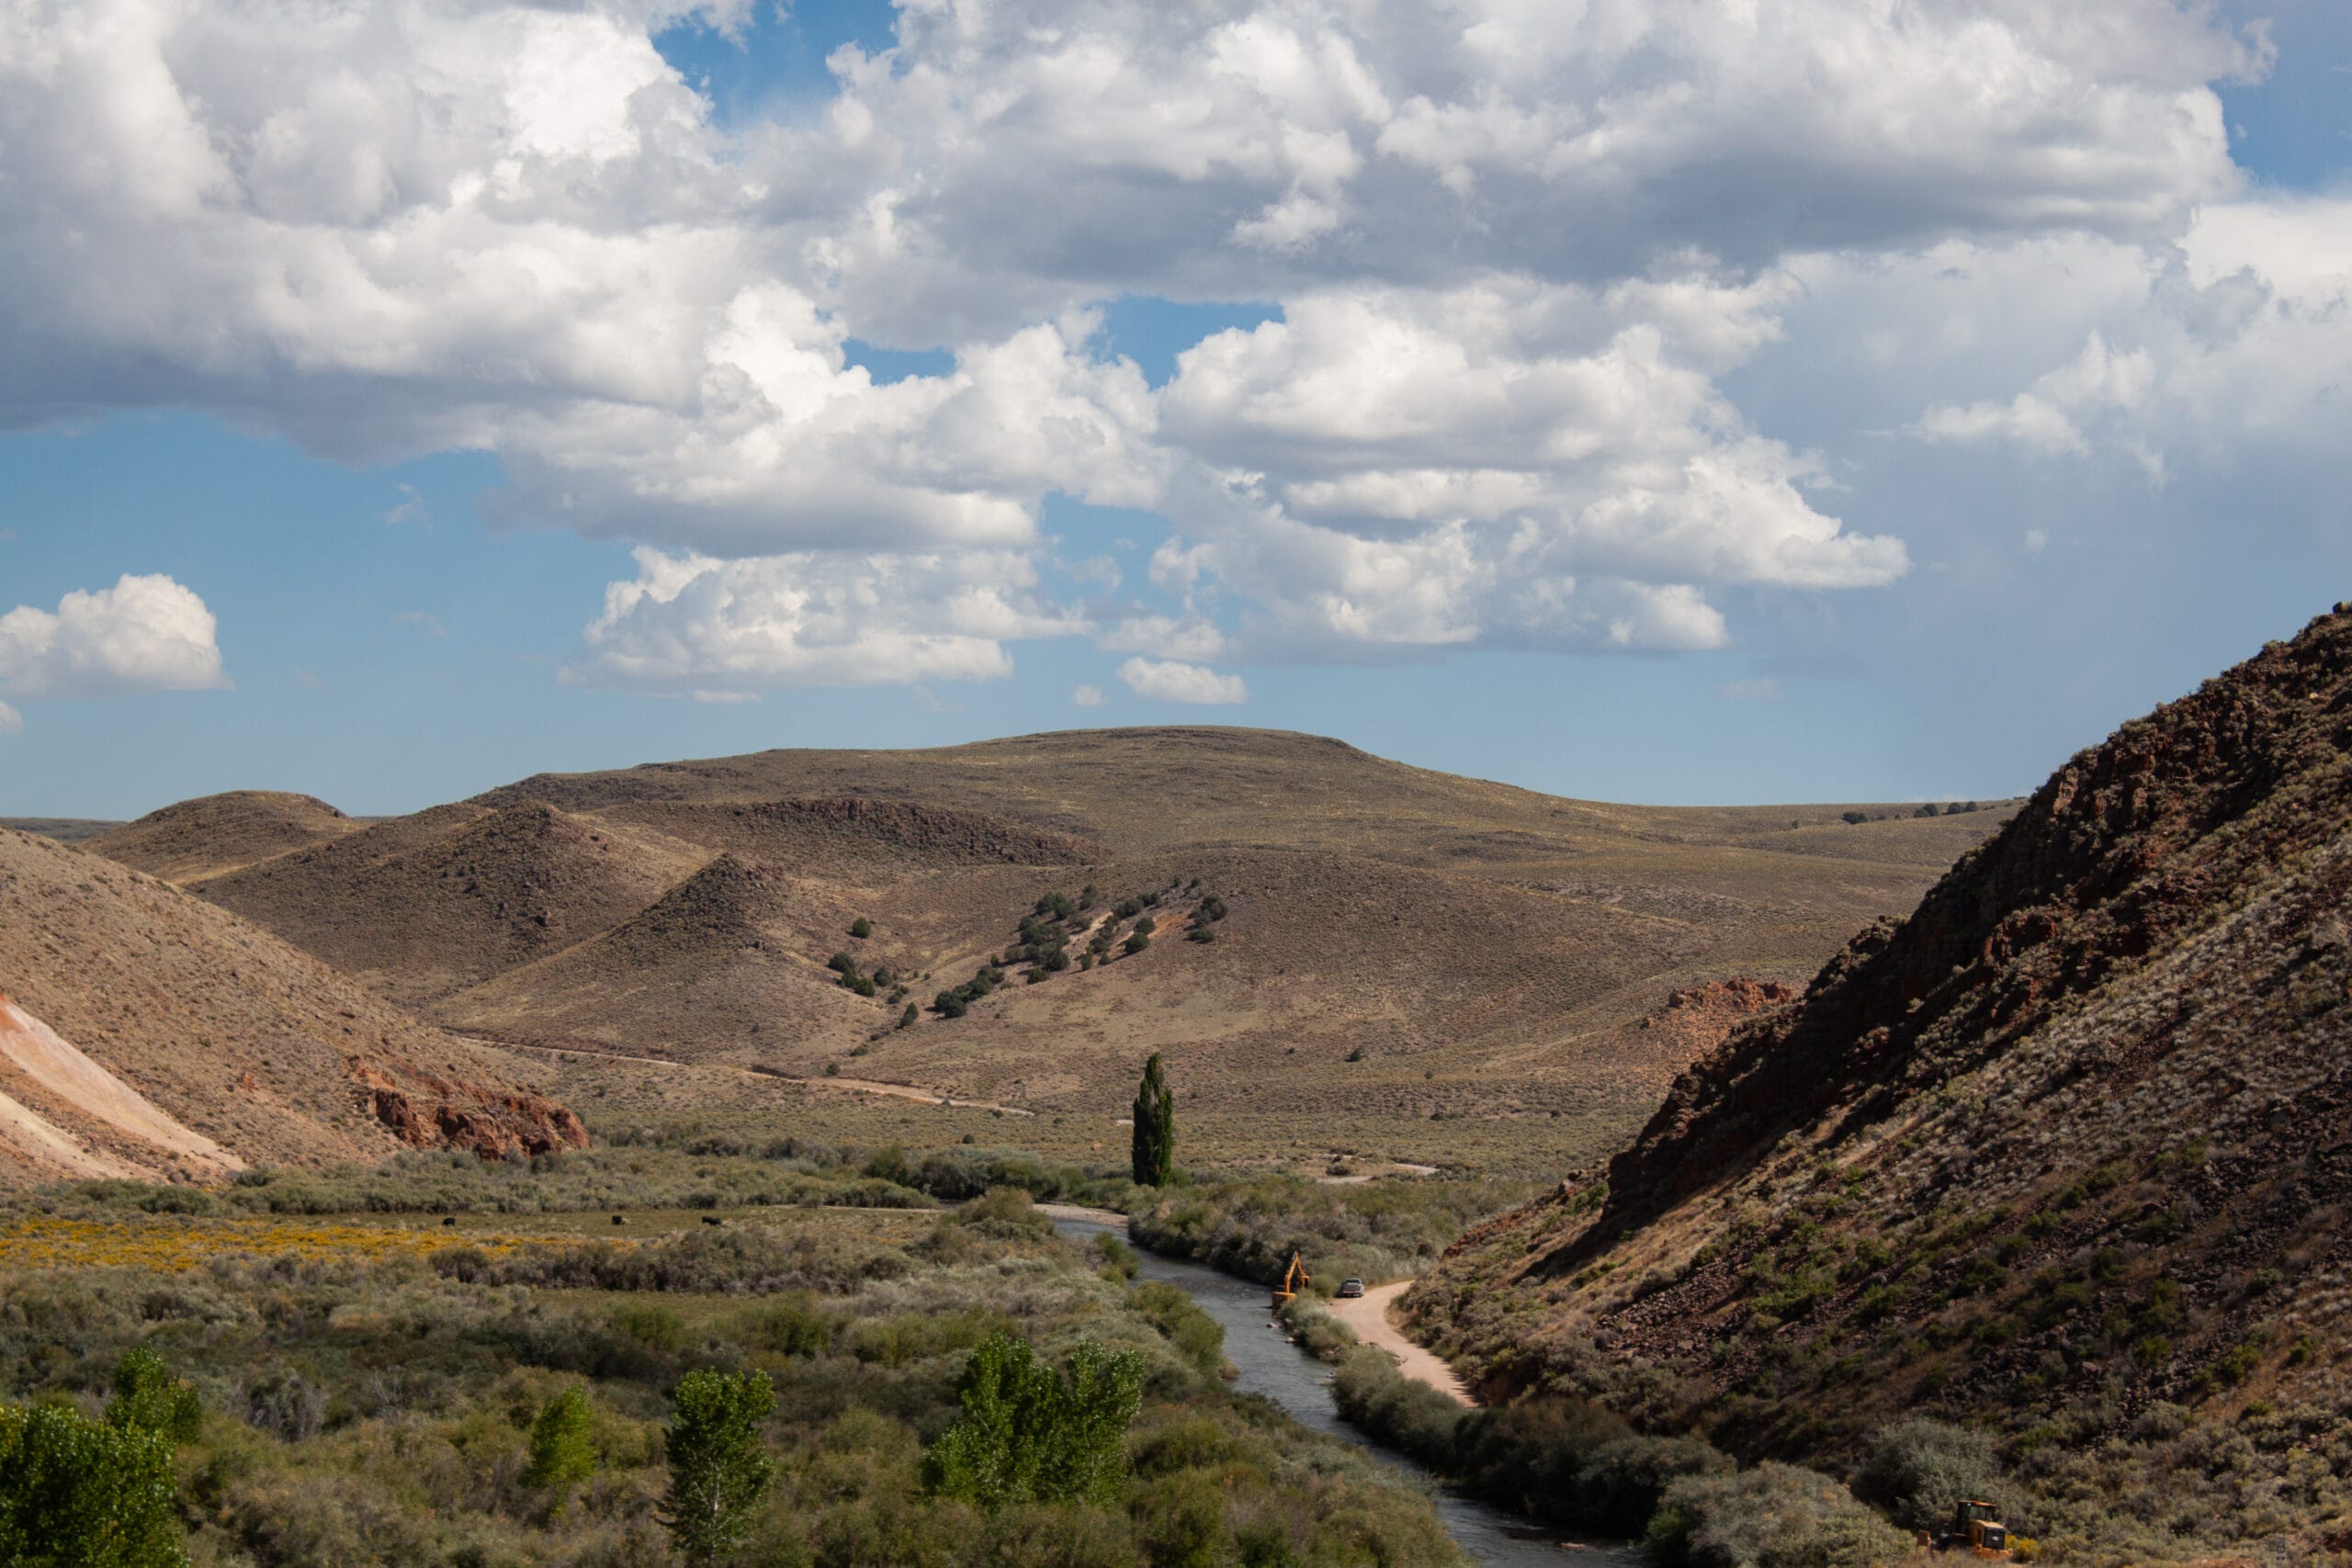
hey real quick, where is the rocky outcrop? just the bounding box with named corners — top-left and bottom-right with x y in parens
top-left (355, 1060), bottom-right (588, 1160)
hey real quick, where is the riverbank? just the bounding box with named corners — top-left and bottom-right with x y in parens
top-left (1329, 1280), bottom-right (1475, 1407)
top-left (1046, 1210), bottom-right (1638, 1567)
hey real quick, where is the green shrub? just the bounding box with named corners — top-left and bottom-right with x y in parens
top-left (1128, 1281), bottom-right (1223, 1379)
top-left (1124, 931), bottom-right (1150, 955)
top-left (952, 1186), bottom-right (1055, 1241)
top-left (0, 1400), bottom-right (186, 1567)
top-left (849, 918), bottom-right (873, 938)
top-left (923, 1336), bottom-right (1145, 1509)
top-left (1648, 1461), bottom-right (1909, 1567)
top-left (107, 1347), bottom-right (201, 1445)
top-left (1330, 1348), bottom-right (1464, 1472)
top-left (523, 1384), bottom-right (598, 1489)
top-left (1093, 1233), bottom-right (1139, 1280)
top-left (740, 1293), bottom-right (832, 1358)
top-left (1851, 1418), bottom-right (2022, 1535)
top-left (612, 1302), bottom-right (686, 1352)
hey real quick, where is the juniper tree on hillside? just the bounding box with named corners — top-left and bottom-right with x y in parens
top-left (1131, 1053), bottom-right (1174, 1186)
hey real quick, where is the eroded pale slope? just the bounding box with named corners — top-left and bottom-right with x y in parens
top-left (0, 828), bottom-right (585, 1176)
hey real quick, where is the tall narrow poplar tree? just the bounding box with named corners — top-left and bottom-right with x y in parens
top-left (1131, 1053), bottom-right (1174, 1186)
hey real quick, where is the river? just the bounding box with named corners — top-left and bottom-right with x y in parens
top-left (1048, 1213), bottom-right (1642, 1567)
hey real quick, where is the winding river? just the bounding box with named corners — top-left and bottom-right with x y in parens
top-left (1049, 1213), bottom-right (1641, 1567)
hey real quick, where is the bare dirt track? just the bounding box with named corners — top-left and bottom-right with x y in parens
top-left (1329, 1281), bottom-right (1474, 1408)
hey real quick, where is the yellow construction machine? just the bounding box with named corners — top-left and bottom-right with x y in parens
top-left (1935, 1500), bottom-right (2011, 1559)
top-left (1271, 1252), bottom-right (1309, 1309)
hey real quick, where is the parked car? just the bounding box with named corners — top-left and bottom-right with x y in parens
top-left (1337, 1278), bottom-right (1366, 1298)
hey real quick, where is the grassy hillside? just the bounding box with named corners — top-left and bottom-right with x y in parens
top-left (1411, 605), bottom-right (2352, 1562)
top-left (84, 789), bottom-right (360, 882)
top-left (75, 729), bottom-right (2013, 1180)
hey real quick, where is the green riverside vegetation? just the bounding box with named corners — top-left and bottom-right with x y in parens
top-left (0, 1156), bottom-right (1464, 1567)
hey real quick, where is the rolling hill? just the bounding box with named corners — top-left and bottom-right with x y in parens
top-left (1410, 604), bottom-right (2352, 1559)
top-left (0, 827), bottom-right (584, 1182)
top-left (84, 790), bottom-right (361, 883)
top-left (72, 728), bottom-right (2016, 1175)
top-left (190, 800), bottom-right (710, 1007)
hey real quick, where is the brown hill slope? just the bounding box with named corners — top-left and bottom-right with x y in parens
top-left (446, 853), bottom-right (879, 1055)
top-left (590, 796), bottom-right (1103, 878)
top-left (1414, 605), bottom-right (2352, 1555)
top-left (86, 730), bottom-right (2016, 1176)
top-left (0, 829), bottom-right (584, 1179)
top-left (449, 847), bottom-right (1706, 1111)
top-left (472, 726), bottom-right (2004, 877)
top-left (85, 790), bottom-right (360, 882)
top-left (193, 800), bottom-right (709, 1007)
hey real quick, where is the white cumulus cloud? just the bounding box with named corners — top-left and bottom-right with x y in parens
top-left (0, 701), bottom-right (20, 736)
top-left (0, 575), bottom-right (229, 706)
top-left (1118, 657), bottom-right (1248, 705)
top-left (564, 546), bottom-right (1087, 694)
top-left (0, 0), bottom-right (2323, 697)
top-left (1071, 682), bottom-right (1105, 707)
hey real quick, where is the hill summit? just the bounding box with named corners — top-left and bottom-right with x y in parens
top-left (1414, 604), bottom-right (2352, 1556)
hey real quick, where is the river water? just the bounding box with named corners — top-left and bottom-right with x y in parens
top-left (1049, 1213), bottom-right (1641, 1567)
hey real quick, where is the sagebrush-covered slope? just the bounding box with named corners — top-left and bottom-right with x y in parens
top-left (193, 801), bottom-right (708, 1006)
top-left (1414, 605), bottom-right (2352, 1556)
top-left (85, 728), bottom-right (2012, 1172)
top-left (0, 829), bottom-right (584, 1179)
top-left (84, 790), bottom-right (361, 883)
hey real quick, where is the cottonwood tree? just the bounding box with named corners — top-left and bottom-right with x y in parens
top-left (1132, 1053), bottom-right (1175, 1186)
top-left (923, 1335), bottom-right (1144, 1509)
top-left (107, 1347), bottom-right (201, 1445)
top-left (0, 1386), bottom-right (187, 1568)
top-left (660, 1370), bottom-right (775, 1566)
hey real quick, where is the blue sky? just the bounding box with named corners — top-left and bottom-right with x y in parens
top-left (3, 1), bottom-right (2348, 819)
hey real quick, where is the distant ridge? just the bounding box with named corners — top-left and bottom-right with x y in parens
top-left (0, 818), bottom-right (119, 845)
top-left (78, 726), bottom-right (2015, 1164)
top-left (86, 790), bottom-right (359, 882)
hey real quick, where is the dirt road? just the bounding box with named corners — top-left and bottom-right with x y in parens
top-left (1328, 1281), bottom-right (1474, 1407)
top-left (487, 1039), bottom-right (1035, 1116)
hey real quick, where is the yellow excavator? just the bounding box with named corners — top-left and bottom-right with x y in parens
top-left (1271, 1252), bottom-right (1309, 1309)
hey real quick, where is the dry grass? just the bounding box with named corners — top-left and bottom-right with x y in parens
top-left (52, 727), bottom-right (2011, 1192)
top-left (0, 828), bottom-right (579, 1182)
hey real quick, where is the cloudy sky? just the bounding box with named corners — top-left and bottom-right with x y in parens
top-left (3, 0), bottom-right (2347, 818)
